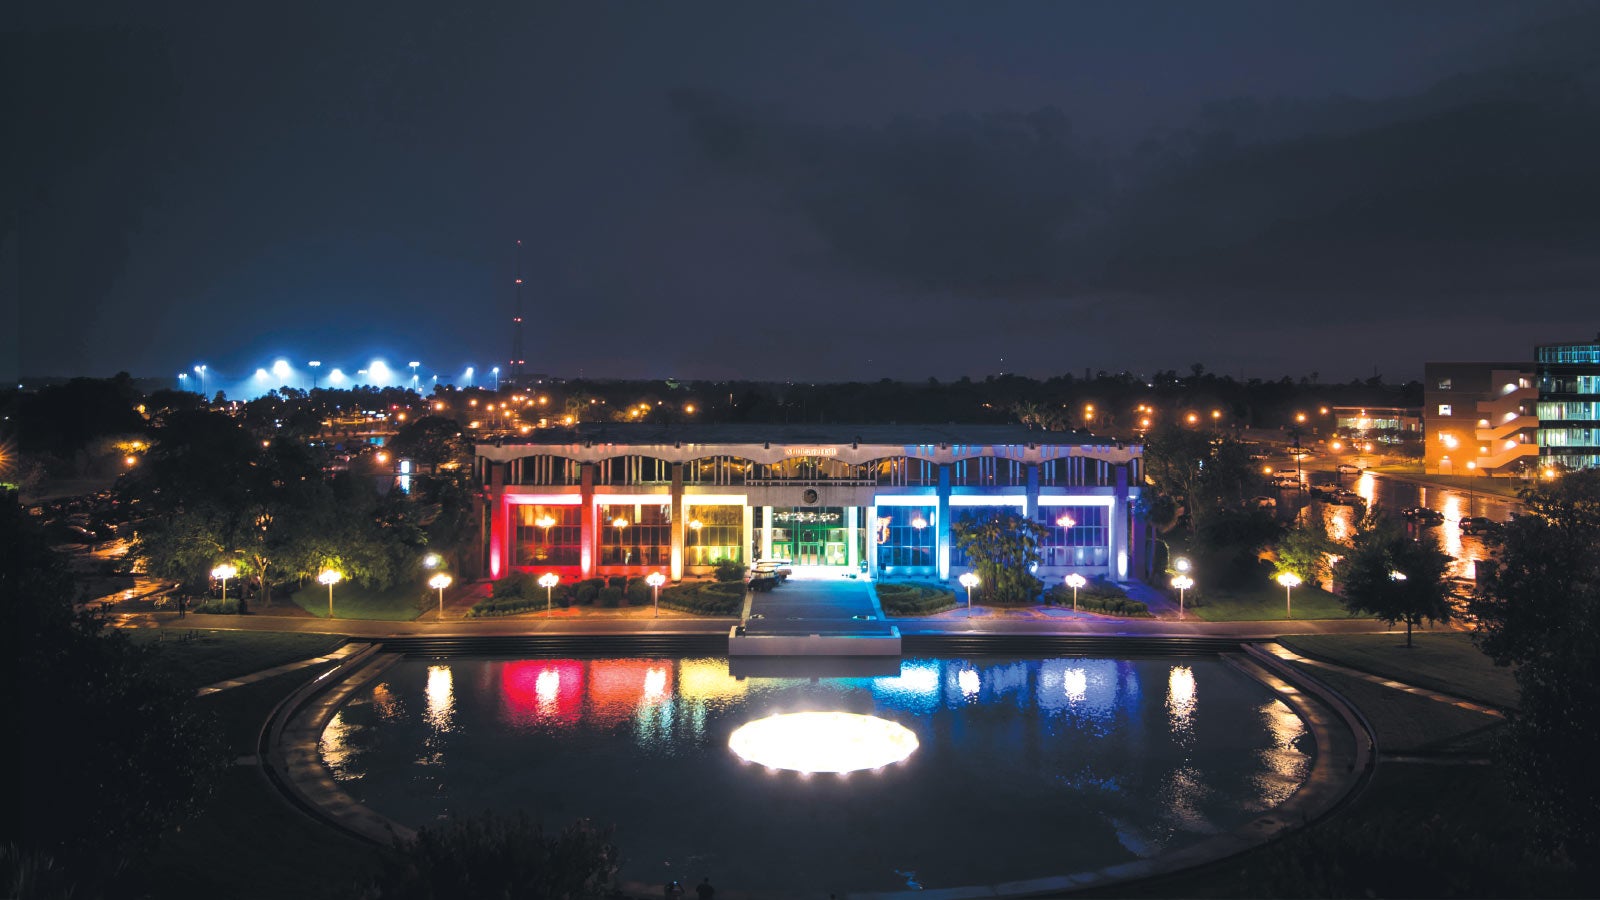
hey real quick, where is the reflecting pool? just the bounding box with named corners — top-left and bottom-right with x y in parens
top-left (322, 656), bottom-right (1312, 895)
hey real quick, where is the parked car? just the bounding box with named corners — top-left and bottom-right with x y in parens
top-left (1402, 507), bottom-right (1445, 525)
top-left (1309, 483), bottom-right (1337, 499)
top-left (1336, 463), bottom-right (1364, 475)
top-left (1460, 516), bottom-right (1500, 535)
top-left (1329, 490), bottom-right (1365, 507)
top-left (1248, 495), bottom-right (1277, 509)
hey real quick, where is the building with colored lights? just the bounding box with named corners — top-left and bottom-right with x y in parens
top-left (1536, 338), bottom-right (1600, 472)
top-left (1422, 362), bottom-right (1537, 476)
top-left (1329, 406), bottom-right (1422, 443)
top-left (474, 425), bottom-right (1145, 583)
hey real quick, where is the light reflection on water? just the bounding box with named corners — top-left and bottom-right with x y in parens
top-left (323, 656), bottom-right (1313, 895)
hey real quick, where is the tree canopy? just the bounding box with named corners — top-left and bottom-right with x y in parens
top-left (1471, 470), bottom-right (1600, 865)
top-left (1334, 507), bottom-right (1452, 646)
top-left (951, 510), bottom-right (1046, 605)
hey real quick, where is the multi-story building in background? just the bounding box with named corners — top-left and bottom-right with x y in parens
top-left (1422, 362), bottom-right (1537, 476)
top-left (1536, 337), bottom-right (1600, 472)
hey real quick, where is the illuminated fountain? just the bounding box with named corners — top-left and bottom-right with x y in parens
top-left (728, 711), bottom-right (919, 774)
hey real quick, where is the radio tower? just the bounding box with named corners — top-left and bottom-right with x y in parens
top-left (509, 239), bottom-right (526, 386)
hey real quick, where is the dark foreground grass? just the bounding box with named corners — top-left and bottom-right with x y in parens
top-left (133, 669), bottom-right (386, 899)
top-left (127, 629), bottom-right (347, 689)
top-left (288, 580), bottom-right (426, 621)
top-left (1281, 632), bottom-right (1519, 710)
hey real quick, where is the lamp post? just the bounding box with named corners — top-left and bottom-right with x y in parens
top-left (1064, 573), bottom-right (1086, 613)
top-left (959, 572), bottom-right (980, 618)
top-left (423, 552), bottom-right (441, 569)
top-left (492, 366), bottom-right (500, 391)
top-left (1171, 574), bottom-right (1193, 617)
top-left (646, 571), bottom-right (666, 618)
top-left (1276, 571), bottom-right (1302, 618)
top-left (319, 568), bottom-right (343, 618)
top-left (429, 572), bottom-right (452, 618)
top-left (538, 572), bottom-right (560, 617)
top-left (309, 360), bottom-right (321, 389)
top-left (612, 516), bottom-right (629, 565)
top-left (1174, 556), bottom-right (1191, 573)
top-left (211, 563), bottom-right (237, 605)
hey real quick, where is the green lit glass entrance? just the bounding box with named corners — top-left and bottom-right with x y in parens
top-left (771, 507), bottom-right (848, 566)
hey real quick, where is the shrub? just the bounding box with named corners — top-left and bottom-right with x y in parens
top-left (875, 581), bottom-right (957, 616)
top-left (606, 576), bottom-right (627, 589)
top-left (657, 581), bottom-right (745, 616)
top-left (1044, 578), bottom-right (1152, 617)
top-left (712, 560), bottom-right (745, 583)
top-left (192, 597), bottom-right (239, 615)
top-left (576, 578), bottom-right (604, 605)
top-left (597, 586), bottom-right (624, 608)
top-left (492, 572), bottom-right (536, 600)
top-left (358, 813), bottom-right (617, 900)
top-left (624, 578), bottom-right (651, 606)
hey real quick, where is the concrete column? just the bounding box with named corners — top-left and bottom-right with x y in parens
top-left (1025, 464), bottom-right (1040, 521)
top-left (580, 463), bottom-right (595, 577)
top-left (742, 503), bottom-right (754, 567)
top-left (487, 462), bottom-right (507, 579)
top-left (937, 464), bottom-right (952, 580)
top-left (866, 504), bottom-right (879, 580)
top-left (1112, 464), bottom-right (1130, 582)
top-left (670, 464), bottom-right (685, 582)
top-left (760, 506), bottom-right (773, 560)
top-left (846, 506), bottom-right (859, 569)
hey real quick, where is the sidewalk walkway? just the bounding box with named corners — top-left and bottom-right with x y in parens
top-left (195, 642), bottom-right (370, 697)
top-left (1259, 642), bottom-right (1504, 717)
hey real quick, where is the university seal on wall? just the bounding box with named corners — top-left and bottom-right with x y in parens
top-left (802, 489), bottom-right (819, 505)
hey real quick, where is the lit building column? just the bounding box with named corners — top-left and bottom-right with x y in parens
top-left (846, 506), bottom-right (859, 570)
top-left (670, 464), bottom-right (685, 582)
top-left (580, 464), bottom-right (595, 578)
top-left (1024, 463), bottom-right (1040, 523)
top-left (760, 506), bottom-right (773, 560)
top-left (742, 503), bottom-right (754, 567)
top-left (487, 462), bottom-right (507, 579)
top-left (936, 464), bottom-right (952, 580)
top-left (866, 503), bottom-right (879, 580)
top-left (1111, 464), bottom-right (1130, 582)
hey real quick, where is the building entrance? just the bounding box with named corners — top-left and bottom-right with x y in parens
top-left (769, 507), bottom-right (848, 566)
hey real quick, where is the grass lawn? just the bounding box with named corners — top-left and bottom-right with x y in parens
top-left (1297, 667), bottom-right (1502, 754)
top-left (134, 669), bottom-right (387, 899)
top-left (287, 579), bottom-right (426, 621)
top-left (1279, 632), bottom-right (1518, 710)
top-left (126, 629), bottom-right (347, 690)
top-left (1186, 581), bottom-right (1358, 621)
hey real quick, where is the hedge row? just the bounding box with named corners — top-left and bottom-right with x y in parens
top-left (470, 573), bottom-right (661, 617)
top-left (1043, 580), bottom-right (1152, 617)
top-left (658, 581), bottom-right (745, 616)
top-left (875, 581), bottom-right (957, 616)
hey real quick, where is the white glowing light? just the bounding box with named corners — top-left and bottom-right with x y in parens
top-left (329, 368), bottom-right (346, 383)
top-left (728, 712), bottom-right (919, 774)
top-left (1064, 667), bottom-right (1087, 703)
top-left (272, 359), bottom-right (291, 378)
top-left (368, 360), bottom-right (392, 382)
top-left (958, 668), bottom-right (980, 697)
top-left (255, 368), bottom-right (270, 381)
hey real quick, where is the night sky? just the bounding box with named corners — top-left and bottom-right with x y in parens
top-left (7, 1), bottom-right (1600, 386)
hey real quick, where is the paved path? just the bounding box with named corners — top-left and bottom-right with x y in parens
top-left (748, 576), bottom-right (879, 621)
top-left (1260, 642), bottom-right (1504, 717)
top-left (195, 642), bottom-right (370, 697)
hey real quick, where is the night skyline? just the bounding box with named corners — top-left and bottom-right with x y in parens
top-left (8, 1), bottom-right (1600, 384)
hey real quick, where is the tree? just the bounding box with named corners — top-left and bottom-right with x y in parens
top-left (359, 814), bottom-right (617, 900)
top-left (1471, 469), bottom-right (1600, 865)
top-left (1273, 518), bottom-right (1338, 586)
top-left (1, 497), bottom-right (224, 891)
top-left (951, 510), bottom-right (1046, 605)
top-left (1334, 507), bottom-right (1452, 647)
top-left (388, 415), bottom-right (469, 472)
top-left (1142, 422), bottom-right (1258, 536)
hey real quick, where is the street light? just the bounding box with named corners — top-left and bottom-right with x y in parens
top-left (423, 552), bottom-right (442, 569)
top-left (319, 568), bottom-right (344, 618)
top-left (409, 361), bottom-right (420, 383)
top-left (211, 563), bottom-right (237, 605)
top-left (1174, 557), bottom-right (1191, 573)
top-left (1064, 573), bottom-right (1086, 613)
top-left (959, 572), bottom-right (980, 618)
top-left (429, 572), bottom-right (452, 617)
top-left (538, 572), bottom-right (560, 617)
top-left (1056, 514), bottom-right (1076, 529)
top-left (646, 571), bottom-right (666, 618)
top-left (492, 366), bottom-right (500, 391)
top-left (1171, 574), bottom-right (1193, 617)
top-left (308, 360), bottom-right (321, 389)
top-left (1276, 571), bottom-right (1302, 618)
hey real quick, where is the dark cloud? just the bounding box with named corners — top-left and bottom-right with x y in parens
top-left (670, 33), bottom-right (1600, 326)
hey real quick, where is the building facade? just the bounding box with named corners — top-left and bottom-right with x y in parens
top-left (1422, 362), bottom-right (1538, 476)
top-left (1536, 338), bottom-right (1600, 472)
top-left (475, 425), bottom-right (1144, 583)
top-left (1330, 406), bottom-right (1422, 443)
